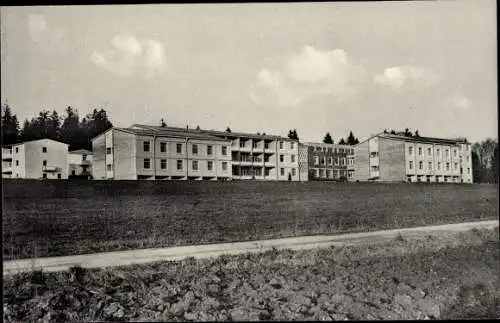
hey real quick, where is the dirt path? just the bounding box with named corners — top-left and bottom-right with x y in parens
top-left (4, 220), bottom-right (498, 275)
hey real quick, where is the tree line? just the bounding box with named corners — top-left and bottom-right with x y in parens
top-left (1, 104), bottom-right (113, 151)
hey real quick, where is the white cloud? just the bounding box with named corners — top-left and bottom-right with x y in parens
top-left (250, 46), bottom-right (364, 107)
top-left (27, 14), bottom-right (68, 54)
top-left (374, 65), bottom-right (439, 89)
top-left (91, 34), bottom-right (167, 78)
top-left (440, 92), bottom-right (471, 111)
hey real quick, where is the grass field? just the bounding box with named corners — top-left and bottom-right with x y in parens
top-left (3, 227), bottom-right (499, 321)
top-left (2, 180), bottom-right (498, 260)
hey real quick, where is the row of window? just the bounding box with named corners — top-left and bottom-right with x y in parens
top-left (408, 160), bottom-right (469, 173)
top-left (408, 146), bottom-right (461, 158)
top-left (139, 142), bottom-right (229, 156)
top-left (407, 175), bottom-right (462, 183)
top-left (239, 141), bottom-right (275, 149)
top-left (141, 159), bottom-right (228, 171)
top-left (232, 167), bottom-right (297, 177)
top-left (313, 169), bottom-right (347, 178)
top-left (314, 147), bottom-right (355, 155)
top-left (10, 147), bottom-right (47, 153)
top-left (314, 156), bottom-right (347, 166)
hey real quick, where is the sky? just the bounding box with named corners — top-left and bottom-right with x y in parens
top-left (1, 1), bottom-right (497, 143)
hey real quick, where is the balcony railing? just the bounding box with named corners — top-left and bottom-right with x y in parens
top-left (43, 166), bottom-right (62, 173)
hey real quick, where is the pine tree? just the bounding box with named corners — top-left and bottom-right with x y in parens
top-left (339, 138), bottom-right (346, 145)
top-left (323, 132), bottom-right (334, 144)
top-left (1, 103), bottom-right (20, 145)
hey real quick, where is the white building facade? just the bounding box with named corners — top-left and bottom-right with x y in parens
top-left (2, 139), bottom-right (69, 179)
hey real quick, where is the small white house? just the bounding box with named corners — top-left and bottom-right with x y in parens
top-left (68, 149), bottom-right (93, 177)
top-left (2, 139), bottom-right (69, 179)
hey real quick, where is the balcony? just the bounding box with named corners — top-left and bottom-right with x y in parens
top-left (43, 165), bottom-right (62, 173)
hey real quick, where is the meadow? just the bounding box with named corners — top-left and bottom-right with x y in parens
top-left (2, 180), bottom-right (498, 260)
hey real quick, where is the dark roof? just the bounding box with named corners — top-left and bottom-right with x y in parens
top-left (114, 127), bottom-right (231, 142)
top-left (378, 133), bottom-right (465, 145)
top-left (130, 124), bottom-right (296, 141)
top-left (69, 149), bottom-right (93, 155)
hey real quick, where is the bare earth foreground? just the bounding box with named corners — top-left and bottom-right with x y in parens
top-left (3, 180), bottom-right (498, 260)
top-left (3, 227), bottom-right (499, 322)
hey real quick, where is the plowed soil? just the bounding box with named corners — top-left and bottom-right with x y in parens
top-left (3, 227), bottom-right (499, 322)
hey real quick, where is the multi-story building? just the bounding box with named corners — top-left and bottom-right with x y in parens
top-left (354, 133), bottom-right (473, 183)
top-left (301, 142), bottom-right (355, 181)
top-left (68, 149), bottom-right (93, 178)
top-left (91, 127), bottom-right (232, 180)
top-left (1, 139), bottom-right (69, 179)
top-left (131, 124), bottom-right (302, 181)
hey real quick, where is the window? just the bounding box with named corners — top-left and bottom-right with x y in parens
top-left (315, 169), bottom-right (319, 177)
top-left (57, 174), bottom-right (61, 179)
top-left (207, 145), bottom-right (213, 156)
top-left (290, 142), bottom-right (295, 149)
top-left (291, 168), bottom-right (296, 176)
top-left (160, 159), bottom-right (167, 169)
top-left (107, 164), bottom-right (112, 171)
top-left (323, 147), bottom-right (326, 152)
top-left (327, 170), bottom-right (332, 178)
top-left (446, 162), bottom-right (450, 171)
top-left (280, 155), bottom-right (284, 162)
top-left (328, 157), bottom-right (333, 165)
top-left (328, 148), bottom-right (332, 153)
top-left (334, 148), bottom-right (337, 154)
top-left (466, 156), bottom-right (470, 162)
top-left (291, 155), bottom-right (296, 163)
top-left (454, 162), bottom-right (458, 170)
top-left (43, 173), bottom-right (47, 179)
top-left (428, 148), bottom-right (432, 156)
top-left (176, 144), bottom-right (182, 154)
top-left (279, 142), bottom-right (283, 149)
top-left (192, 161), bottom-right (198, 170)
top-left (335, 158), bottom-right (339, 165)
top-left (409, 161), bottom-right (413, 169)
top-left (42, 147), bottom-right (47, 153)
top-left (467, 167), bottom-right (470, 174)
top-left (106, 147), bottom-right (112, 155)
top-left (192, 144), bottom-right (198, 155)
top-left (144, 159), bottom-right (151, 169)
top-left (438, 162), bottom-right (441, 170)
top-left (321, 157), bottom-right (325, 165)
top-left (341, 158), bottom-right (346, 166)
top-left (207, 161), bottom-right (213, 171)
top-left (264, 142), bottom-right (269, 149)
top-left (252, 141), bottom-right (258, 148)
top-left (437, 148), bottom-right (440, 157)
top-left (314, 156), bottom-right (319, 165)
top-left (428, 162), bottom-right (432, 170)
top-left (419, 161), bottom-right (423, 170)
top-left (445, 149), bottom-right (449, 157)
top-left (316, 147), bottom-right (321, 152)
top-left (160, 142), bottom-right (167, 153)
top-left (143, 141), bottom-right (150, 152)
top-left (16, 160), bottom-right (19, 166)
top-left (371, 166), bottom-right (379, 172)
top-left (82, 154), bottom-right (87, 161)
top-left (418, 147), bottom-right (422, 156)
top-left (280, 168), bottom-right (285, 176)
top-left (320, 169), bottom-right (325, 178)
top-left (370, 152), bottom-right (378, 158)
top-left (222, 146), bottom-right (227, 156)
top-left (222, 162), bottom-right (228, 171)
top-left (15, 147), bottom-right (18, 153)
top-left (42, 160), bottom-right (47, 166)
top-left (454, 150), bottom-right (457, 157)
top-left (177, 160), bottom-right (183, 170)
top-left (409, 146), bottom-right (413, 155)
